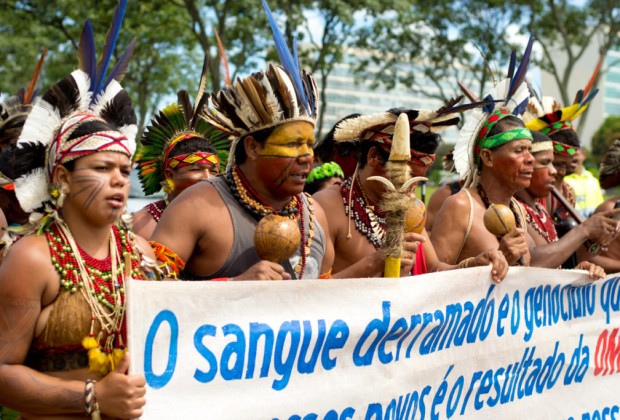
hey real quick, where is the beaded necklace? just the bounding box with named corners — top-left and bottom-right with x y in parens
top-left (145, 199), bottom-right (167, 222)
top-left (226, 167), bottom-right (298, 219)
top-left (225, 167), bottom-right (314, 279)
top-left (340, 175), bottom-right (386, 249)
top-left (520, 200), bottom-right (558, 243)
top-left (46, 220), bottom-right (142, 375)
top-left (476, 183), bottom-right (523, 229)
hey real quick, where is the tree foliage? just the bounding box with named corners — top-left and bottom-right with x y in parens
top-left (591, 116), bottom-right (620, 165)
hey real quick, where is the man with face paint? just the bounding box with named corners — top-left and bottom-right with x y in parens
top-left (133, 89), bottom-right (229, 239)
top-left (150, 3), bottom-right (334, 280)
top-left (314, 108), bottom-right (508, 282)
top-left (514, 130), bottom-right (613, 278)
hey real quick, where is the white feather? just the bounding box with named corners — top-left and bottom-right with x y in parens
top-left (260, 73), bottom-right (284, 124)
top-left (454, 107), bottom-right (485, 188)
top-left (17, 97), bottom-right (61, 148)
top-left (71, 70), bottom-right (93, 111)
top-left (333, 112), bottom-right (395, 142)
top-left (14, 168), bottom-right (50, 212)
top-left (119, 124), bottom-right (138, 156)
top-left (275, 67), bottom-right (299, 119)
top-left (91, 79), bottom-right (122, 116)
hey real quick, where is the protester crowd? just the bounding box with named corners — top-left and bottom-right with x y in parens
top-left (0, 1), bottom-right (619, 418)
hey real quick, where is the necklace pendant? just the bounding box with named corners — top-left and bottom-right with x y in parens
top-left (294, 263), bottom-right (302, 274)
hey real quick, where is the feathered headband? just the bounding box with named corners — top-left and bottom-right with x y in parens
top-left (454, 35), bottom-right (534, 188)
top-left (11, 0), bottom-right (137, 220)
top-left (135, 56), bottom-right (231, 196)
top-left (524, 53), bottom-right (603, 140)
top-left (333, 100), bottom-right (492, 167)
top-left (0, 49), bottom-right (47, 186)
top-left (200, 0), bottom-right (318, 170)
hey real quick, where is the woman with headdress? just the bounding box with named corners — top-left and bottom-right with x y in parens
top-left (150, 0), bottom-right (334, 280)
top-left (133, 56), bottom-right (230, 239)
top-left (0, 3), bottom-right (154, 417)
top-left (431, 37), bottom-right (535, 267)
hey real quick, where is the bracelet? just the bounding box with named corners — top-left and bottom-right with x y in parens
top-left (84, 379), bottom-right (97, 415)
top-left (458, 257), bottom-right (475, 269)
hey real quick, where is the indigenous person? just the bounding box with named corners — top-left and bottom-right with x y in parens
top-left (314, 107), bottom-right (508, 282)
top-left (0, 7), bottom-right (154, 418)
top-left (514, 130), bottom-right (611, 278)
top-left (133, 64), bottom-right (230, 238)
top-left (432, 38), bottom-right (535, 267)
top-left (304, 161), bottom-right (345, 194)
top-left (313, 113), bottom-right (361, 179)
top-left (151, 2), bottom-right (334, 280)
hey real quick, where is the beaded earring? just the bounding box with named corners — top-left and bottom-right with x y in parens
top-left (49, 183), bottom-right (66, 208)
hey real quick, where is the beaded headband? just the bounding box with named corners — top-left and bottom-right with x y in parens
top-left (552, 141), bottom-right (579, 157)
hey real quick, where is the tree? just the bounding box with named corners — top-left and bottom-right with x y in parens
top-left (351, 0), bottom-right (527, 105)
top-left (591, 116), bottom-right (620, 165)
top-left (0, 0), bottom-right (197, 135)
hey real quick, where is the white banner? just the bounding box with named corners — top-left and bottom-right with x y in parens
top-left (126, 267), bottom-right (620, 419)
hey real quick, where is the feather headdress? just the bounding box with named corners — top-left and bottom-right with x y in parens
top-left (454, 35), bottom-right (534, 188)
top-left (135, 56), bottom-right (231, 196)
top-left (201, 0), bottom-right (318, 170)
top-left (524, 53), bottom-right (603, 138)
top-left (9, 0), bottom-right (137, 230)
top-left (0, 49), bottom-right (47, 186)
top-left (333, 99), bottom-right (493, 167)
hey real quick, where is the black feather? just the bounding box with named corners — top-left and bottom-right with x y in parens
top-left (2, 143), bottom-right (46, 180)
top-left (99, 90), bottom-right (137, 129)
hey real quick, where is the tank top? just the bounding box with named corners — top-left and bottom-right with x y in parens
top-left (184, 176), bottom-right (326, 280)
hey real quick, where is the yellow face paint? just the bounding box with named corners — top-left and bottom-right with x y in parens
top-left (258, 121), bottom-right (315, 159)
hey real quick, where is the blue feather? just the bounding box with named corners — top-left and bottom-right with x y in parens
top-left (105, 38), bottom-right (136, 86)
top-left (261, 0), bottom-right (311, 115)
top-left (78, 20), bottom-right (97, 92)
top-left (579, 88), bottom-right (599, 109)
top-left (506, 51), bottom-right (516, 83)
top-left (95, 0), bottom-right (128, 97)
top-left (573, 89), bottom-right (584, 105)
top-left (482, 94), bottom-right (495, 113)
top-left (513, 98), bottom-right (529, 116)
top-left (508, 34), bottom-right (534, 101)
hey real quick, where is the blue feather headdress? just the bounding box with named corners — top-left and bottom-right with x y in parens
top-left (200, 0), bottom-right (318, 170)
top-left (454, 35), bottom-right (534, 188)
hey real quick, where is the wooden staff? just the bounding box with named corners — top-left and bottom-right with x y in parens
top-left (368, 114), bottom-right (426, 277)
top-left (551, 186), bottom-right (584, 224)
